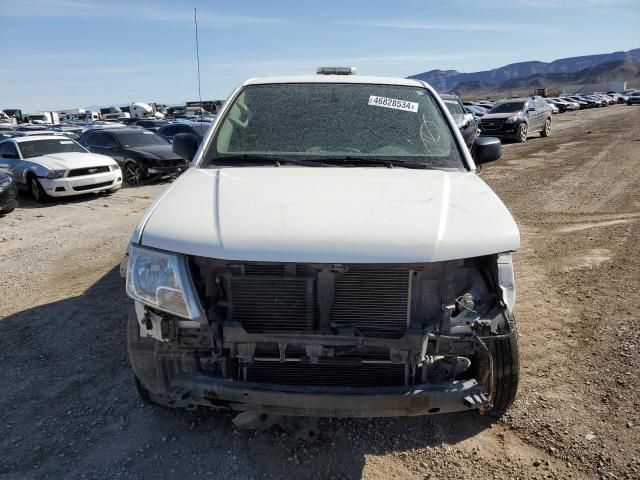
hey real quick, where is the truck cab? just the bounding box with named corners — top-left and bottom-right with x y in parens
top-left (124, 72), bottom-right (520, 421)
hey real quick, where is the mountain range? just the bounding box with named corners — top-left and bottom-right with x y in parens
top-left (408, 48), bottom-right (640, 95)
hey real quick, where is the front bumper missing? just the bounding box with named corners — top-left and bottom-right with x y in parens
top-left (130, 308), bottom-right (498, 417)
top-left (157, 375), bottom-right (489, 417)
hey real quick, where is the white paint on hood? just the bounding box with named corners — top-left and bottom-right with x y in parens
top-left (28, 152), bottom-right (117, 171)
top-left (138, 166), bottom-right (520, 263)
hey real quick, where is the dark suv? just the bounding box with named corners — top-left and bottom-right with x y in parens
top-left (480, 97), bottom-right (551, 143)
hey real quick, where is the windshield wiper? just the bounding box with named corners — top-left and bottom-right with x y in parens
top-left (318, 156), bottom-right (430, 169)
top-left (210, 155), bottom-right (323, 167)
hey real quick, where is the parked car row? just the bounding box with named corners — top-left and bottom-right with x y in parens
top-left (0, 115), bottom-right (211, 209)
top-left (0, 135), bottom-right (122, 204)
top-left (454, 87), bottom-right (634, 145)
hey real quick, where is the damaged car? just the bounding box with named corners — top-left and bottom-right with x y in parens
top-left (78, 128), bottom-right (188, 185)
top-left (124, 72), bottom-right (520, 421)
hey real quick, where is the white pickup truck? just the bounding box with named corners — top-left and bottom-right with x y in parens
top-left (123, 71), bottom-right (520, 422)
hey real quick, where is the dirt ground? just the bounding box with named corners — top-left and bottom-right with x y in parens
top-left (1, 105), bottom-right (639, 480)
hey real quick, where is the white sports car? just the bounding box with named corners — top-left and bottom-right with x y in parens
top-left (0, 135), bottom-right (122, 202)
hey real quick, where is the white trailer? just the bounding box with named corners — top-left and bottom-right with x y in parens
top-left (24, 111), bottom-right (60, 124)
top-left (57, 108), bottom-right (99, 122)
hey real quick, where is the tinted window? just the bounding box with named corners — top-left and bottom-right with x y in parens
top-left (158, 125), bottom-right (178, 136)
top-left (18, 139), bottom-right (87, 158)
top-left (159, 124), bottom-right (193, 137)
top-left (137, 120), bottom-right (168, 128)
top-left (207, 83), bottom-right (464, 169)
top-left (489, 102), bottom-right (525, 113)
top-left (0, 141), bottom-right (20, 158)
top-left (112, 131), bottom-right (168, 147)
top-left (85, 132), bottom-right (115, 148)
top-left (443, 99), bottom-right (465, 115)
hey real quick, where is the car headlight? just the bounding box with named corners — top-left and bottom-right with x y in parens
top-left (504, 115), bottom-right (519, 124)
top-left (0, 177), bottom-right (11, 191)
top-left (126, 244), bottom-right (203, 320)
top-left (109, 164), bottom-right (120, 171)
top-left (46, 170), bottom-right (65, 179)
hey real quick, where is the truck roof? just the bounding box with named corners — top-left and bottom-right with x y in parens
top-left (242, 75), bottom-right (427, 88)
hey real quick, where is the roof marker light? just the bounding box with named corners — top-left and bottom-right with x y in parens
top-left (316, 66), bottom-right (357, 75)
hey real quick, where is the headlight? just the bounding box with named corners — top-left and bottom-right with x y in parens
top-left (126, 244), bottom-right (203, 320)
top-left (0, 177), bottom-right (11, 190)
top-left (109, 164), bottom-right (120, 171)
top-left (504, 115), bottom-right (519, 124)
top-left (46, 170), bottom-right (65, 179)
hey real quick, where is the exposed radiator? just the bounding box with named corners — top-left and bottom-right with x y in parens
top-left (224, 264), bottom-right (412, 338)
top-left (332, 266), bottom-right (410, 338)
top-left (227, 275), bottom-right (314, 332)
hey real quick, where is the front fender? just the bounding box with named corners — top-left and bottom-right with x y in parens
top-left (21, 165), bottom-right (47, 184)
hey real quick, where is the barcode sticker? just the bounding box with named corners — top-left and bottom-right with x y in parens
top-left (368, 95), bottom-right (419, 113)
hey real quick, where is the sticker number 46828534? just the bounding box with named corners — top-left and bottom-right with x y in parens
top-left (368, 95), bottom-right (419, 113)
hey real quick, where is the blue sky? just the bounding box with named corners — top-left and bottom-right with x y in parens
top-left (1, 0), bottom-right (638, 111)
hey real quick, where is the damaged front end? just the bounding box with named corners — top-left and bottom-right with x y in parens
top-left (126, 249), bottom-right (518, 417)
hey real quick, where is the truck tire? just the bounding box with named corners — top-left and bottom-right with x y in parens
top-left (540, 118), bottom-right (551, 137)
top-left (473, 320), bottom-right (520, 416)
top-left (516, 123), bottom-right (528, 143)
top-left (134, 375), bottom-right (154, 404)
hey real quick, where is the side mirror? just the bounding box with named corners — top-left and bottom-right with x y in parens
top-left (461, 113), bottom-right (474, 129)
top-left (172, 133), bottom-right (200, 161)
top-left (473, 136), bottom-right (501, 165)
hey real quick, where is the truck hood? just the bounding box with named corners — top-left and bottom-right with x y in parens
top-left (138, 167), bottom-right (520, 263)
top-left (28, 152), bottom-right (116, 170)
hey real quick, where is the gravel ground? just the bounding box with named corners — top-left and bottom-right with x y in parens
top-left (1, 105), bottom-right (639, 479)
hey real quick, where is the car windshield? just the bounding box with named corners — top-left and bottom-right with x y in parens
top-left (205, 83), bottom-right (464, 169)
top-left (113, 131), bottom-right (167, 147)
top-left (443, 99), bottom-right (465, 115)
top-left (18, 138), bottom-right (86, 158)
top-left (489, 102), bottom-right (525, 113)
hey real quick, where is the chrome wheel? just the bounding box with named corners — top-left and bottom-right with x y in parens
top-left (541, 119), bottom-right (551, 137)
top-left (518, 123), bottom-right (528, 143)
top-left (124, 163), bottom-right (143, 186)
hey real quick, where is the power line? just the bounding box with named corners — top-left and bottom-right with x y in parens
top-left (194, 7), bottom-right (202, 103)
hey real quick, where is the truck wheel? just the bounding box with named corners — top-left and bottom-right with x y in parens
top-left (473, 322), bottom-right (520, 416)
top-left (541, 119), bottom-right (551, 137)
top-left (516, 123), bottom-right (528, 143)
top-left (28, 174), bottom-right (50, 203)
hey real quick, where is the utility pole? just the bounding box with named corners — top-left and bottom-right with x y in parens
top-left (194, 8), bottom-right (202, 103)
